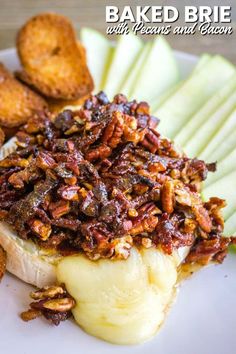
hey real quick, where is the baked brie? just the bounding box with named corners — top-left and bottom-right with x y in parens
top-left (0, 93), bottom-right (230, 344)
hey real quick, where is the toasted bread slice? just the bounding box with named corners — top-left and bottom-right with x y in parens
top-left (17, 13), bottom-right (94, 100)
top-left (0, 127), bottom-right (5, 147)
top-left (0, 63), bottom-right (48, 128)
top-left (0, 245), bottom-right (6, 281)
top-left (47, 95), bottom-right (89, 114)
top-left (1, 126), bottom-right (18, 140)
top-left (47, 43), bottom-right (90, 113)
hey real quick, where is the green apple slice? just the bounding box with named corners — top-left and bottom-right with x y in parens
top-left (103, 33), bottom-right (143, 99)
top-left (175, 75), bottom-right (236, 147)
top-left (120, 41), bottom-right (152, 98)
top-left (202, 170), bottom-right (236, 220)
top-left (151, 82), bottom-right (182, 113)
top-left (129, 36), bottom-right (180, 103)
top-left (205, 146), bottom-right (236, 187)
top-left (209, 128), bottom-right (236, 163)
top-left (200, 109), bottom-right (236, 161)
top-left (224, 212), bottom-right (236, 236)
top-left (151, 54), bottom-right (211, 113)
top-left (155, 56), bottom-right (235, 139)
top-left (80, 28), bottom-right (113, 92)
top-left (192, 54), bottom-right (211, 71)
top-left (183, 90), bottom-right (236, 157)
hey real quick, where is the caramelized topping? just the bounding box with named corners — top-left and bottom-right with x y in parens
top-left (0, 92), bottom-right (233, 263)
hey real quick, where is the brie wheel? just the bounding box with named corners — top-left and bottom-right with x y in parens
top-left (0, 138), bottom-right (190, 344)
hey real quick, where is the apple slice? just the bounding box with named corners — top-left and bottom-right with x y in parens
top-left (190, 53), bottom-right (212, 74)
top-left (183, 89), bottom-right (236, 157)
top-left (202, 170), bottom-right (236, 220)
top-left (151, 82), bottom-right (182, 113)
top-left (155, 56), bottom-right (235, 139)
top-left (205, 146), bottom-right (236, 187)
top-left (200, 109), bottom-right (236, 161)
top-left (209, 128), bottom-right (236, 163)
top-left (224, 212), bottom-right (236, 236)
top-left (103, 33), bottom-right (143, 99)
top-left (175, 75), bottom-right (236, 147)
top-left (120, 41), bottom-right (152, 98)
top-left (80, 28), bottom-right (113, 92)
top-left (129, 36), bottom-right (179, 103)
top-left (151, 54), bottom-right (211, 113)
top-left (192, 54), bottom-right (211, 70)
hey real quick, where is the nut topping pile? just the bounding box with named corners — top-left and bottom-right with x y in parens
top-left (0, 92), bottom-right (233, 263)
top-left (21, 285), bottom-right (75, 325)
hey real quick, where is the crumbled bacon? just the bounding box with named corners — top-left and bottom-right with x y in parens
top-left (0, 92), bottom-right (233, 263)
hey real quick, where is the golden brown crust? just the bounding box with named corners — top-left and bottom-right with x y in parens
top-left (0, 245), bottom-right (6, 281)
top-left (47, 95), bottom-right (89, 114)
top-left (17, 13), bottom-right (94, 100)
top-left (1, 126), bottom-right (18, 140)
top-left (0, 127), bottom-right (5, 147)
top-left (0, 63), bottom-right (48, 128)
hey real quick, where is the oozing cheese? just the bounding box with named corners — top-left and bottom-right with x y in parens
top-left (57, 247), bottom-right (187, 344)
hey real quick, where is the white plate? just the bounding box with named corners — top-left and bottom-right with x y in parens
top-left (0, 48), bottom-right (236, 354)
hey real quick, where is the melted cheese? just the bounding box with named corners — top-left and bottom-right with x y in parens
top-left (57, 247), bottom-right (186, 344)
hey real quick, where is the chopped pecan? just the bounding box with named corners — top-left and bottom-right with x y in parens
top-left (31, 286), bottom-right (64, 300)
top-left (21, 285), bottom-right (75, 326)
top-left (130, 203), bottom-right (159, 236)
top-left (36, 151), bottom-right (56, 170)
top-left (42, 298), bottom-right (75, 312)
top-left (175, 184), bottom-right (192, 206)
top-left (8, 162), bottom-right (40, 189)
top-left (0, 155), bottom-right (29, 168)
top-left (102, 111), bottom-right (124, 148)
top-left (204, 197), bottom-right (226, 231)
top-left (161, 180), bottom-right (175, 214)
top-left (186, 235), bottom-right (230, 265)
top-left (29, 219), bottom-right (51, 240)
top-left (191, 194), bottom-right (212, 233)
top-left (49, 200), bottom-right (70, 219)
top-left (111, 235), bottom-right (133, 260)
top-left (141, 129), bottom-right (160, 153)
top-left (21, 309), bottom-right (42, 322)
top-left (85, 144), bottom-right (111, 162)
top-left (135, 102), bottom-right (150, 115)
top-left (57, 185), bottom-right (80, 201)
top-left (52, 217), bottom-right (81, 231)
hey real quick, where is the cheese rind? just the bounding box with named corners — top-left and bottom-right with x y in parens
top-left (0, 222), bottom-right (59, 287)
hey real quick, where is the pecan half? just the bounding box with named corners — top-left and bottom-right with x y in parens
top-left (21, 285), bottom-right (75, 326)
top-left (30, 285), bottom-right (64, 300)
top-left (42, 298), bottom-right (75, 312)
top-left (161, 180), bottom-right (175, 214)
